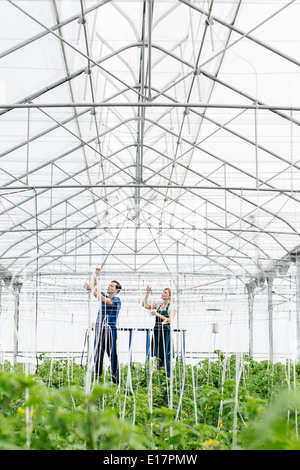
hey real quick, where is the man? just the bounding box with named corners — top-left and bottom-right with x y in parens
top-left (84, 270), bottom-right (122, 384)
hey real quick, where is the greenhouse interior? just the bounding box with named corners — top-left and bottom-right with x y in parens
top-left (1, 0), bottom-right (300, 451)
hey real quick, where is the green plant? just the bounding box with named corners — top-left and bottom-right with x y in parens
top-left (1, 353), bottom-right (300, 450)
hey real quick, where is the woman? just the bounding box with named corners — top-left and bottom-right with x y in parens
top-left (142, 286), bottom-right (176, 376)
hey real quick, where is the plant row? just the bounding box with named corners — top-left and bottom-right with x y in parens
top-left (1, 352), bottom-right (300, 450)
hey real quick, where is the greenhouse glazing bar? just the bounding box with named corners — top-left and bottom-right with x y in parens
top-left (1, 185), bottom-right (300, 192)
top-left (1, 103), bottom-right (300, 110)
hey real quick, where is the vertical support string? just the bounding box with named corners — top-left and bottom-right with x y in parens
top-left (122, 328), bottom-right (136, 425)
top-left (175, 329), bottom-right (186, 421)
top-left (233, 352), bottom-right (243, 447)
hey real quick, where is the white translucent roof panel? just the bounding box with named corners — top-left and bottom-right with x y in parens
top-left (0, 0), bottom-right (300, 286)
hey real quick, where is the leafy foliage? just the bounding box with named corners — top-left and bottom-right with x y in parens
top-left (0, 353), bottom-right (300, 450)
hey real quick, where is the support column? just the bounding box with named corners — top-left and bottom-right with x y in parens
top-left (295, 258), bottom-right (300, 359)
top-left (267, 276), bottom-right (274, 363)
top-left (13, 284), bottom-right (21, 366)
top-left (246, 284), bottom-right (255, 358)
top-left (176, 241), bottom-right (180, 352)
top-left (0, 280), bottom-right (2, 316)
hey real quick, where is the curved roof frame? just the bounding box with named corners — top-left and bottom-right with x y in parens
top-left (0, 0), bottom-right (300, 288)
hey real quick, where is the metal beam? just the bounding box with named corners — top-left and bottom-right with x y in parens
top-left (1, 102), bottom-right (300, 110)
top-left (0, 0), bottom-right (112, 60)
top-left (7, 0), bottom-right (146, 100)
top-left (1, 184), bottom-right (300, 192)
top-left (179, 0), bottom-right (299, 68)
